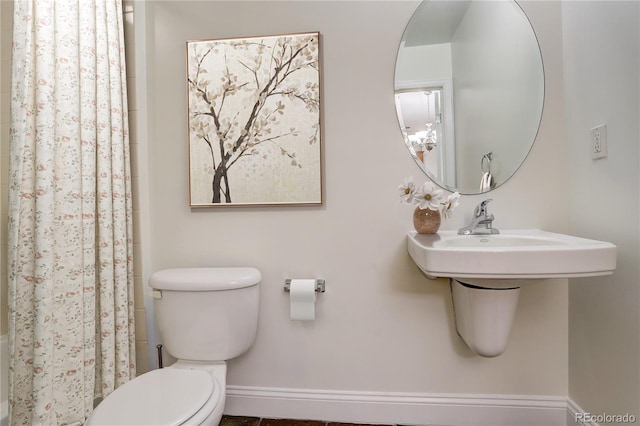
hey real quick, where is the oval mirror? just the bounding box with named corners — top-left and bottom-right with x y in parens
top-left (395, 0), bottom-right (544, 194)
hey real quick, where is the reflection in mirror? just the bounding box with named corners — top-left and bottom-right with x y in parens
top-left (395, 86), bottom-right (454, 186)
top-left (395, 0), bottom-right (544, 195)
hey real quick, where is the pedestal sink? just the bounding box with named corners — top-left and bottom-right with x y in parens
top-left (407, 229), bottom-right (617, 356)
top-left (408, 229), bottom-right (616, 281)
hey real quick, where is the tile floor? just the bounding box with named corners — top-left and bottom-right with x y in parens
top-left (220, 415), bottom-right (393, 426)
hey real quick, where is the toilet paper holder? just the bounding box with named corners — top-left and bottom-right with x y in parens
top-left (284, 279), bottom-right (325, 293)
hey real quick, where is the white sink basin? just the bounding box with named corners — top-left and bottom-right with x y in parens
top-left (407, 229), bottom-right (616, 280)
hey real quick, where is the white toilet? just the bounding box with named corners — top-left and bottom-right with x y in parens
top-left (88, 267), bottom-right (261, 426)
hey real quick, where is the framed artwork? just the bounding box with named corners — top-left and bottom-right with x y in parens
top-left (186, 32), bottom-right (322, 207)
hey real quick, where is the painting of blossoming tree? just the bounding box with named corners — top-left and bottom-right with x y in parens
top-left (187, 32), bottom-right (322, 206)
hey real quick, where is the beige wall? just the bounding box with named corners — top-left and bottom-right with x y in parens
top-left (563, 1), bottom-right (640, 422)
top-left (140, 0), bottom-right (569, 395)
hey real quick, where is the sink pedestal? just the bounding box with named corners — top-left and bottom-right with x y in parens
top-left (451, 279), bottom-right (520, 357)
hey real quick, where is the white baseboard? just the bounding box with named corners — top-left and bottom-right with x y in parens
top-left (566, 399), bottom-right (598, 426)
top-left (225, 386), bottom-right (569, 426)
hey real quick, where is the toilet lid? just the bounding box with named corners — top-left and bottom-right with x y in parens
top-left (89, 368), bottom-right (216, 425)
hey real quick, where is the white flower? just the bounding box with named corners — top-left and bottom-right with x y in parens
top-left (442, 192), bottom-right (460, 219)
top-left (414, 181), bottom-right (444, 211)
top-left (398, 176), bottom-right (416, 204)
top-left (398, 177), bottom-right (460, 220)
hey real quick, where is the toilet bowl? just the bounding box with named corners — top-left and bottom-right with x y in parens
top-left (87, 267), bottom-right (261, 426)
top-left (88, 364), bottom-right (225, 425)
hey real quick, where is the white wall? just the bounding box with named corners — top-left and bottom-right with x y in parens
top-left (562, 1), bottom-right (640, 421)
top-left (140, 0), bottom-right (570, 406)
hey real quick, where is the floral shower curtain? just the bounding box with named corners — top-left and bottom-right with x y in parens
top-left (8, 0), bottom-right (135, 424)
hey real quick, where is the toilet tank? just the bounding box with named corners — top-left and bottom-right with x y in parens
top-left (149, 267), bottom-right (261, 362)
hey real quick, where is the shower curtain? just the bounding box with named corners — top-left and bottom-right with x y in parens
top-left (8, 0), bottom-right (135, 424)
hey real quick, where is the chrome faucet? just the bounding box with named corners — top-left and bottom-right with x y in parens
top-left (458, 199), bottom-right (500, 235)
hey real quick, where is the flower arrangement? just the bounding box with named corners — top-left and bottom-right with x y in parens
top-left (399, 177), bottom-right (460, 233)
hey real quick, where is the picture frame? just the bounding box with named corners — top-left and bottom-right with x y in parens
top-left (186, 32), bottom-right (323, 207)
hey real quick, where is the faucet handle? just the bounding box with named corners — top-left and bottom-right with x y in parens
top-left (474, 198), bottom-right (493, 217)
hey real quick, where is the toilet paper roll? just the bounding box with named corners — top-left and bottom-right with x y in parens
top-left (289, 279), bottom-right (317, 321)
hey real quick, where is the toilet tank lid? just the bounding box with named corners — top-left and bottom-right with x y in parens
top-left (149, 267), bottom-right (261, 291)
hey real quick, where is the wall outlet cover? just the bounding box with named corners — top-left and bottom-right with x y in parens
top-left (591, 124), bottom-right (607, 160)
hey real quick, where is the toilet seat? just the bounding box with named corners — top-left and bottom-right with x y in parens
top-left (88, 368), bottom-right (221, 425)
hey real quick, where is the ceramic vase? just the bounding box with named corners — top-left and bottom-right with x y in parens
top-left (413, 207), bottom-right (441, 234)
